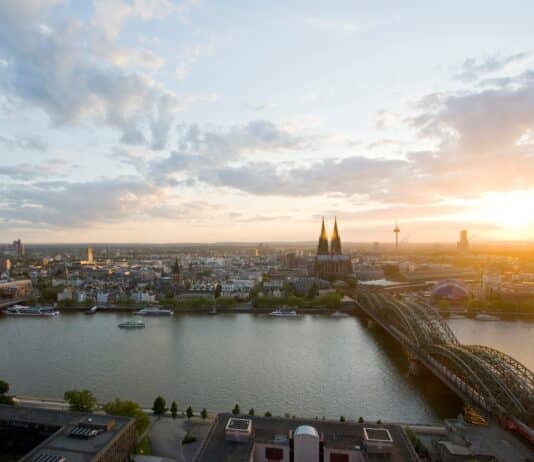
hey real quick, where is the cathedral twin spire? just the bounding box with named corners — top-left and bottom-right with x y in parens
top-left (317, 217), bottom-right (342, 255)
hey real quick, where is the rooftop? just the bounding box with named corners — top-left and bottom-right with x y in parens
top-left (0, 404), bottom-right (134, 462)
top-left (197, 414), bottom-right (418, 462)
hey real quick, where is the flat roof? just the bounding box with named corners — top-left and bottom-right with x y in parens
top-left (197, 414), bottom-right (417, 462)
top-left (0, 404), bottom-right (133, 462)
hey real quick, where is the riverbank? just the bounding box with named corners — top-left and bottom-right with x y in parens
top-left (48, 303), bottom-right (359, 315)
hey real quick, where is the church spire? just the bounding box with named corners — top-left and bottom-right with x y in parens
top-left (330, 217), bottom-right (342, 254)
top-left (317, 217), bottom-right (329, 255)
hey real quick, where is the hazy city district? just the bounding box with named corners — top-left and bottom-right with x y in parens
top-left (1, 221), bottom-right (533, 462)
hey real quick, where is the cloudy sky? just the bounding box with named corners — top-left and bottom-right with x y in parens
top-left (1, 0), bottom-right (533, 243)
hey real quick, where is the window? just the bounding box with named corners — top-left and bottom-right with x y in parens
top-left (265, 446), bottom-right (284, 460)
top-left (330, 453), bottom-right (349, 462)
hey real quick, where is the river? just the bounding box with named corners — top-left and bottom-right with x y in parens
top-left (0, 312), bottom-right (531, 423)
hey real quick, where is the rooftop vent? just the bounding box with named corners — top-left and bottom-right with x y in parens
top-left (68, 425), bottom-right (103, 439)
top-left (34, 455), bottom-right (67, 462)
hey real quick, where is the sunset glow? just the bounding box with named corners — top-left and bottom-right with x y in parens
top-left (1, 1), bottom-right (533, 243)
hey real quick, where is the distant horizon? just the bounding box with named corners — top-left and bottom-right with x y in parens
top-left (4, 238), bottom-right (534, 247)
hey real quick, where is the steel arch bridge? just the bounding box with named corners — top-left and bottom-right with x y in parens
top-left (357, 291), bottom-right (534, 427)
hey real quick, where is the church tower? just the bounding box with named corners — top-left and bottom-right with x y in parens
top-left (330, 217), bottom-right (342, 254)
top-left (317, 217), bottom-right (329, 255)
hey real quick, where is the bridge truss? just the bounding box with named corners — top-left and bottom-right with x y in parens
top-left (357, 291), bottom-right (534, 426)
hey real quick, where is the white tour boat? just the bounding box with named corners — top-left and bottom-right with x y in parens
top-left (135, 308), bottom-right (174, 316)
top-left (4, 305), bottom-right (59, 317)
top-left (269, 308), bottom-right (298, 317)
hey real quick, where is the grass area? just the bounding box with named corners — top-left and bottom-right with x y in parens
top-left (135, 435), bottom-right (152, 455)
top-left (182, 431), bottom-right (197, 445)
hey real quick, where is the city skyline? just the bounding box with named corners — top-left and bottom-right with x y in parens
top-left (1, 1), bottom-right (534, 243)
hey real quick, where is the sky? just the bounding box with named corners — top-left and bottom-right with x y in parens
top-left (0, 0), bottom-right (533, 244)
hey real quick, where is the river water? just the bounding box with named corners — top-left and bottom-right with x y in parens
top-left (0, 313), bottom-right (531, 423)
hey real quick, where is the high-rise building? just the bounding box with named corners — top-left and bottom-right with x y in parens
top-left (87, 247), bottom-right (94, 264)
top-left (0, 258), bottom-right (11, 274)
top-left (12, 239), bottom-right (24, 257)
top-left (457, 229), bottom-right (469, 252)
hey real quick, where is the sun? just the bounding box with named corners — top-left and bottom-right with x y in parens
top-left (476, 190), bottom-right (534, 230)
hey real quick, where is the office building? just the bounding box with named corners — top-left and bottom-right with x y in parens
top-left (0, 404), bottom-right (136, 462)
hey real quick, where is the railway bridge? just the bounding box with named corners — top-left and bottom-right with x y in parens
top-left (356, 291), bottom-right (534, 437)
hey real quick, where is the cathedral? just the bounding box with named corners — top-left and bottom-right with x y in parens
top-left (315, 217), bottom-right (352, 278)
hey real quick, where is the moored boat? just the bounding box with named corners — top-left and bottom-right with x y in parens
top-left (331, 310), bottom-right (349, 317)
top-left (269, 308), bottom-right (298, 317)
top-left (4, 305), bottom-right (59, 317)
top-left (135, 308), bottom-right (174, 316)
top-left (475, 313), bottom-right (499, 321)
top-left (448, 313), bottom-right (466, 319)
top-left (84, 305), bottom-right (98, 315)
top-left (118, 320), bottom-right (145, 329)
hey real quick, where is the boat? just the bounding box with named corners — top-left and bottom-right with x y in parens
top-left (135, 308), bottom-right (174, 316)
top-left (3, 305), bottom-right (59, 317)
top-left (475, 313), bottom-right (499, 321)
top-left (331, 310), bottom-right (349, 317)
top-left (84, 305), bottom-right (98, 315)
top-left (118, 320), bottom-right (145, 329)
top-left (448, 313), bottom-right (466, 319)
top-left (208, 306), bottom-right (218, 315)
top-left (269, 309), bottom-right (298, 317)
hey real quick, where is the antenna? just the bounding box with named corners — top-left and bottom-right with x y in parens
top-left (393, 219), bottom-right (400, 249)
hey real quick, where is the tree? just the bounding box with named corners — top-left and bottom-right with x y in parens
top-left (232, 403), bottom-right (240, 415)
top-left (214, 284), bottom-right (222, 299)
top-left (171, 401), bottom-right (178, 419)
top-left (103, 399), bottom-right (150, 434)
top-left (358, 416), bottom-right (364, 423)
top-left (0, 380), bottom-right (9, 395)
top-left (264, 411), bottom-right (272, 417)
top-left (64, 389), bottom-right (97, 413)
top-left (0, 380), bottom-right (13, 405)
top-left (152, 396), bottom-right (167, 417)
top-left (201, 408), bottom-right (208, 421)
top-left (186, 406), bottom-right (194, 420)
top-left (340, 416), bottom-right (346, 422)
top-left (248, 408), bottom-right (255, 416)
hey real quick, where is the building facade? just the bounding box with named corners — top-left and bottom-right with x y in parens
top-left (315, 218), bottom-right (352, 279)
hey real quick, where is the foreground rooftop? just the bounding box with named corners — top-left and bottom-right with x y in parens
top-left (196, 413), bottom-right (418, 462)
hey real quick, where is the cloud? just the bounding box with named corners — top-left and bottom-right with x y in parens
top-left (140, 67), bottom-right (534, 205)
top-left (92, 0), bottom-right (196, 39)
top-left (305, 17), bottom-right (363, 33)
top-left (0, 134), bottom-right (47, 151)
top-left (0, 1), bottom-right (187, 150)
top-left (145, 119), bottom-right (308, 182)
top-left (175, 40), bottom-right (216, 81)
top-left (244, 102), bottom-right (277, 112)
top-left (0, 158), bottom-right (65, 181)
top-left (375, 110), bottom-right (400, 130)
top-left (454, 52), bottom-right (530, 82)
